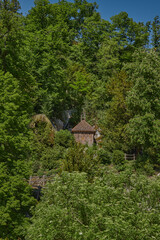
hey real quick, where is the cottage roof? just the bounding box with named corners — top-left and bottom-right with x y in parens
top-left (72, 120), bottom-right (95, 133)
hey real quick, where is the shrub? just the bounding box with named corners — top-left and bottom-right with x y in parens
top-left (112, 150), bottom-right (125, 165)
top-left (61, 143), bottom-right (100, 180)
top-left (54, 130), bottom-right (75, 148)
top-left (135, 154), bottom-right (155, 176)
top-left (98, 148), bottom-right (112, 164)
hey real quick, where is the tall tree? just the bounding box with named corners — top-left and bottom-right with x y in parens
top-left (0, 71), bottom-right (36, 239)
top-left (0, 0), bottom-right (22, 73)
top-left (24, 0), bottom-right (101, 117)
top-left (100, 71), bottom-right (131, 152)
top-left (26, 0), bottom-right (51, 30)
top-left (152, 16), bottom-right (160, 51)
top-left (25, 0), bottom-right (73, 116)
top-left (124, 49), bottom-right (160, 163)
top-left (96, 37), bottom-right (121, 82)
top-left (110, 12), bottom-right (149, 62)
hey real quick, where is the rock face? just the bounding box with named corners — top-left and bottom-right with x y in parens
top-left (72, 120), bottom-right (95, 146)
top-left (54, 119), bottom-right (64, 131)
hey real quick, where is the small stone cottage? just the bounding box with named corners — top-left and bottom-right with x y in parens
top-left (72, 120), bottom-right (95, 146)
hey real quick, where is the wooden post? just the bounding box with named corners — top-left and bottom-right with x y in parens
top-left (42, 175), bottom-right (45, 187)
top-left (29, 176), bottom-right (32, 185)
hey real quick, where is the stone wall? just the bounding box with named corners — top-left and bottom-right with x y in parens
top-left (73, 132), bottom-right (94, 146)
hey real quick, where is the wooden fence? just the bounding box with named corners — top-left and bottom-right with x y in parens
top-left (29, 175), bottom-right (50, 188)
top-left (124, 154), bottom-right (136, 161)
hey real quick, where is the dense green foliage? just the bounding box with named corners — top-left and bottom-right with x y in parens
top-left (122, 50), bottom-right (160, 170)
top-left (0, 0), bottom-right (160, 239)
top-left (26, 170), bottom-right (160, 240)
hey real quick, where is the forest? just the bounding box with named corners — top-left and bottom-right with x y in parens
top-left (0, 0), bottom-right (160, 239)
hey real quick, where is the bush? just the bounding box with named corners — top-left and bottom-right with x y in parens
top-left (61, 143), bottom-right (100, 180)
top-left (31, 130), bottom-right (74, 175)
top-left (98, 148), bottom-right (112, 164)
top-left (112, 150), bottom-right (125, 165)
top-left (54, 130), bottom-right (75, 148)
top-left (41, 146), bottom-right (63, 170)
top-left (135, 154), bottom-right (155, 176)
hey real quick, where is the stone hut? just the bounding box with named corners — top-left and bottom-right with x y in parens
top-left (72, 120), bottom-right (95, 146)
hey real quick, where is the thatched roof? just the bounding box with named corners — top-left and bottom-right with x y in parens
top-left (72, 120), bottom-right (95, 133)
